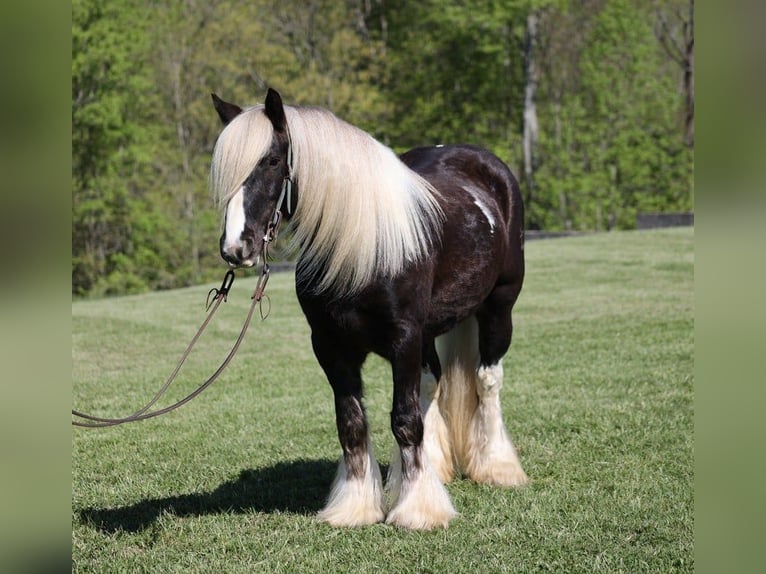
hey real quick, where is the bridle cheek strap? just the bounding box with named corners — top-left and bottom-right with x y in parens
top-left (271, 143), bottom-right (294, 227)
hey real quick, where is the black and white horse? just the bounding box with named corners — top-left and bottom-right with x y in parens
top-left (210, 88), bottom-right (527, 529)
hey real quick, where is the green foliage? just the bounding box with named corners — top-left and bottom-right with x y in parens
top-left (534, 0), bottom-right (693, 230)
top-left (72, 0), bottom-right (694, 296)
top-left (378, 0), bottom-right (525, 154)
top-left (72, 0), bottom-right (164, 295)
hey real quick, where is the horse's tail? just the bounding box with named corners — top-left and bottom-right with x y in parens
top-left (433, 315), bottom-right (482, 476)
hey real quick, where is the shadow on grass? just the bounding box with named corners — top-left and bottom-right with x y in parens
top-left (78, 459), bottom-right (357, 534)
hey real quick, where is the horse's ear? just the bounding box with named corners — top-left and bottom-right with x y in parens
top-left (264, 88), bottom-right (287, 133)
top-left (211, 93), bottom-right (243, 125)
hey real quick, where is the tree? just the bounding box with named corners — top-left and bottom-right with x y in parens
top-left (534, 0), bottom-right (692, 230)
top-left (72, 0), bottom-right (159, 295)
top-left (653, 0), bottom-right (694, 146)
top-left (375, 0), bottom-right (528, 163)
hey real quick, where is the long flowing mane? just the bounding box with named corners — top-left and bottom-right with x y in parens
top-left (210, 104), bottom-right (444, 295)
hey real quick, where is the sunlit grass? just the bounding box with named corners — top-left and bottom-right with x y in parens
top-left (72, 228), bottom-right (693, 573)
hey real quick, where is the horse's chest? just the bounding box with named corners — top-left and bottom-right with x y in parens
top-left (297, 290), bottom-right (403, 352)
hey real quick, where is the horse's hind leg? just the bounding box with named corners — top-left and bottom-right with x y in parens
top-left (312, 333), bottom-right (385, 527)
top-left (385, 331), bottom-right (456, 529)
top-left (466, 284), bottom-right (528, 487)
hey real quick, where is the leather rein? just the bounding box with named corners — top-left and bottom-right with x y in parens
top-left (72, 155), bottom-right (292, 428)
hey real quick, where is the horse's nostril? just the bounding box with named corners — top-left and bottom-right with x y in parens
top-left (221, 245), bottom-right (241, 265)
top-left (222, 252), bottom-right (234, 265)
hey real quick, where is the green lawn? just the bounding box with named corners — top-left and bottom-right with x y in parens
top-left (72, 228), bottom-right (693, 573)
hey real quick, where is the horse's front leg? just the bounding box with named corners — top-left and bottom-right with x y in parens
top-left (312, 333), bottom-right (385, 527)
top-left (385, 331), bottom-right (457, 529)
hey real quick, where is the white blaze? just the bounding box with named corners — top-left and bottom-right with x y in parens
top-left (223, 187), bottom-right (246, 253)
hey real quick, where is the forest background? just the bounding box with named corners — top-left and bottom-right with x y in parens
top-left (72, 0), bottom-right (694, 297)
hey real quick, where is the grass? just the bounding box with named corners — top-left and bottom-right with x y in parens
top-left (72, 228), bottom-right (693, 573)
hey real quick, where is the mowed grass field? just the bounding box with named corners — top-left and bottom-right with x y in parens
top-left (72, 228), bottom-right (693, 573)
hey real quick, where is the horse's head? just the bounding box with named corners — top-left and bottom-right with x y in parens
top-left (211, 88), bottom-right (294, 268)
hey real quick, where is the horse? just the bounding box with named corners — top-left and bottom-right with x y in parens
top-left (209, 88), bottom-right (527, 530)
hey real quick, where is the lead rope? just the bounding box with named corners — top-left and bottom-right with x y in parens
top-left (72, 215), bottom-right (281, 428)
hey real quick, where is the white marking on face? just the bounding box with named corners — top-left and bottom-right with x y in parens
top-left (223, 187), bottom-right (246, 254)
top-left (462, 184), bottom-right (496, 233)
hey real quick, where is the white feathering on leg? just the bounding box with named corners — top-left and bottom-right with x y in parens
top-left (420, 367), bottom-right (454, 483)
top-left (317, 439), bottom-right (385, 527)
top-left (385, 446), bottom-right (457, 530)
top-left (464, 362), bottom-right (528, 486)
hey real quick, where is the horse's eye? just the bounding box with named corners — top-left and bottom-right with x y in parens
top-left (269, 157), bottom-right (280, 167)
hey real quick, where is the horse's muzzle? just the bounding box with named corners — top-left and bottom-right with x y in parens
top-left (220, 236), bottom-right (258, 268)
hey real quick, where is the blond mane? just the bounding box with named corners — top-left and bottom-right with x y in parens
top-left (210, 104), bottom-right (444, 295)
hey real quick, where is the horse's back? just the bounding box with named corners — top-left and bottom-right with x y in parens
top-left (400, 144), bottom-right (524, 334)
top-left (400, 144), bottom-right (522, 230)
top-left (401, 143), bottom-right (523, 272)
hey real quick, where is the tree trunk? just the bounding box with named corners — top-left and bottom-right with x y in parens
top-left (684, 0), bottom-right (694, 146)
top-left (170, 44), bottom-right (200, 283)
top-left (522, 11), bottom-right (540, 203)
top-left (654, 0), bottom-right (694, 147)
